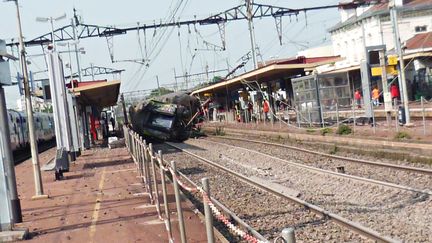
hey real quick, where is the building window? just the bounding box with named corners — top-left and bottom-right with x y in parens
top-left (415, 25), bottom-right (427, 32)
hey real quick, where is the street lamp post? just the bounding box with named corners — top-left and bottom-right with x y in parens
top-left (9, 0), bottom-right (48, 200)
top-left (36, 14), bottom-right (66, 50)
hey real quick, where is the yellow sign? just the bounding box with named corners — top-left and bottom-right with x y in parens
top-left (371, 66), bottom-right (398, 76)
top-left (204, 93), bottom-right (212, 97)
top-left (387, 55), bottom-right (398, 66)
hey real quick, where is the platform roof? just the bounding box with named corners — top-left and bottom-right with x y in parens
top-left (192, 57), bottom-right (341, 95)
top-left (73, 80), bottom-right (121, 108)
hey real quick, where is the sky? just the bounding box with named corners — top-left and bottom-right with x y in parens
top-left (0, 0), bottom-right (341, 108)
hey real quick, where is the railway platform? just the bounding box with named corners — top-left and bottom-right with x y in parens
top-left (12, 145), bottom-right (209, 242)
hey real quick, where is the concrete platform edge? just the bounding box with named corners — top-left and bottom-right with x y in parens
top-left (0, 228), bottom-right (29, 242)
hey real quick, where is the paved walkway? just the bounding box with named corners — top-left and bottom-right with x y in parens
top-left (14, 147), bottom-right (209, 242)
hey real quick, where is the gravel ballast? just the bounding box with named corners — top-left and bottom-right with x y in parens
top-left (175, 138), bottom-right (431, 242)
top-left (155, 144), bottom-right (370, 242)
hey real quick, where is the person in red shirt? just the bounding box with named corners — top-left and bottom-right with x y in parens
top-left (263, 99), bottom-right (270, 121)
top-left (390, 83), bottom-right (400, 105)
top-left (354, 89), bottom-right (362, 108)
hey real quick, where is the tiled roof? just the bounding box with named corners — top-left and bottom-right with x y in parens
top-left (405, 31), bottom-right (432, 49)
top-left (329, 0), bottom-right (432, 32)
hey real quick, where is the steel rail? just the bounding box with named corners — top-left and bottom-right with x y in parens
top-left (201, 139), bottom-right (432, 196)
top-left (166, 142), bottom-right (400, 243)
top-left (175, 170), bottom-right (269, 242)
top-left (214, 136), bottom-right (432, 175)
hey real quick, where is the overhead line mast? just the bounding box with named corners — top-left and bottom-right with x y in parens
top-left (7, 1), bottom-right (386, 48)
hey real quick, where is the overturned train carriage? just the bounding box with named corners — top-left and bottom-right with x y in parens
top-left (129, 92), bottom-right (201, 141)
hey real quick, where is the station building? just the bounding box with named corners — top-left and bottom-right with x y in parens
top-left (193, 0), bottom-right (432, 124)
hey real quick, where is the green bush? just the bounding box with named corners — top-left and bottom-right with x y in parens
top-left (395, 131), bottom-right (411, 140)
top-left (329, 145), bottom-right (339, 155)
top-left (215, 126), bottom-right (225, 136)
top-left (336, 124), bottom-right (352, 135)
top-left (320, 127), bottom-right (333, 136)
top-left (306, 129), bottom-right (316, 133)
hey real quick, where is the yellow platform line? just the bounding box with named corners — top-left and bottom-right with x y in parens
top-left (89, 168), bottom-right (106, 242)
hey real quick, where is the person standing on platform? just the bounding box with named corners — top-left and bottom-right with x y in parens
top-left (354, 89), bottom-right (362, 108)
top-left (390, 83), bottom-right (400, 106)
top-left (263, 99), bottom-right (270, 121)
top-left (372, 86), bottom-right (380, 106)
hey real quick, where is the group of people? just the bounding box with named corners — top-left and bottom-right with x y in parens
top-left (354, 83), bottom-right (400, 108)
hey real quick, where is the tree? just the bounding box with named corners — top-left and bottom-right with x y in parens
top-left (149, 87), bottom-right (174, 98)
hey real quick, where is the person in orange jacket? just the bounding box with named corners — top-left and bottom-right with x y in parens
top-left (372, 86), bottom-right (380, 106)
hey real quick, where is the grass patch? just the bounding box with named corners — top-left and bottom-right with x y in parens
top-left (329, 145), bottom-right (339, 155)
top-left (320, 127), bottom-right (333, 136)
top-left (336, 124), bottom-right (352, 135)
top-left (215, 126), bottom-right (225, 136)
top-left (395, 131), bottom-right (411, 140)
top-left (306, 129), bottom-right (316, 133)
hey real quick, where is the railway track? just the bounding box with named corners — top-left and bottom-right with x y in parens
top-left (158, 143), bottom-right (399, 243)
top-left (202, 137), bottom-right (432, 195)
top-left (211, 135), bottom-right (432, 175)
top-left (13, 139), bottom-right (56, 164)
top-left (168, 138), bottom-right (431, 242)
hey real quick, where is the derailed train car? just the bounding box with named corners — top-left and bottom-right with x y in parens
top-left (129, 92), bottom-right (201, 141)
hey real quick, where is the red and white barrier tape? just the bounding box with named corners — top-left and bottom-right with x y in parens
top-left (200, 190), bottom-right (265, 243)
top-left (169, 168), bottom-right (198, 193)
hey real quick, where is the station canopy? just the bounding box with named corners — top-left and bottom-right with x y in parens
top-left (72, 80), bottom-right (121, 108)
top-left (192, 56), bottom-right (341, 95)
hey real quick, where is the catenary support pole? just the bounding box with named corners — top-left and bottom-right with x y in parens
top-left (390, 4), bottom-right (411, 125)
top-left (13, 0), bottom-right (47, 199)
top-left (422, 96), bottom-right (426, 136)
top-left (120, 93), bottom-right (129, 125)
top-left (0, 85), bottom-right (22, 223)
top-left (246, 0), bottom-right (258, 69)
top-left (201, 178), bottom-right (215, 243)
top-left (171, 161), bottom-right (187, 243)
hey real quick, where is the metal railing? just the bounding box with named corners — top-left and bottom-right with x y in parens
top-left (123, 126), bottom-right (296, 243)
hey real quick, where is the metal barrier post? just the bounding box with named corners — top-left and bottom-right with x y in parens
top-left (150, 144), bottom-right (161, 213)
top-left (159, 151), bottom-right (173, 240)
top-left (279, 115), bottom-right (282, 130)
top-left (171, 161), bottom-right (187, 243)
top-left (139, 139), bottom-right (144, 183)
top-left (281, 228), bottom-right (296, 243)
top-left (395, 106), bottom-right (399, 133)
top-left (287, 111), bottom-right (290, 126)
top-left (201, 178), bottom-right (215, 243)
top-left (371, 102), bottom-right (376, 134)
top-left (132, 133), bottom-right (137, 164)
top-left (336, 102), bottom-right (339, 126)
top-left (422, 96), bottom-right (426, 136)
top-left (352, 103), bottom-right (356, 134)
top-left (143, 141), bottom-right (153, 202)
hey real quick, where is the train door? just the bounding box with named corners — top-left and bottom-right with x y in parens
top-left (18, 113), bottom-right (29, 145)
top-left (8, 112), bottom-right (18, 151)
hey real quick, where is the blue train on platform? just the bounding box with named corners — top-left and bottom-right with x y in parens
top-left (7, 110), bottom-right (55, 151)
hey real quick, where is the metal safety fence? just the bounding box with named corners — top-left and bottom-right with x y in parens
top-left (123, 126), bottom-right (296, 243)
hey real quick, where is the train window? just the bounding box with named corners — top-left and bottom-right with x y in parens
top-left (10, 115), bottom-right (13, 122)
top-left (16, 118), bottom-right (20, 123)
